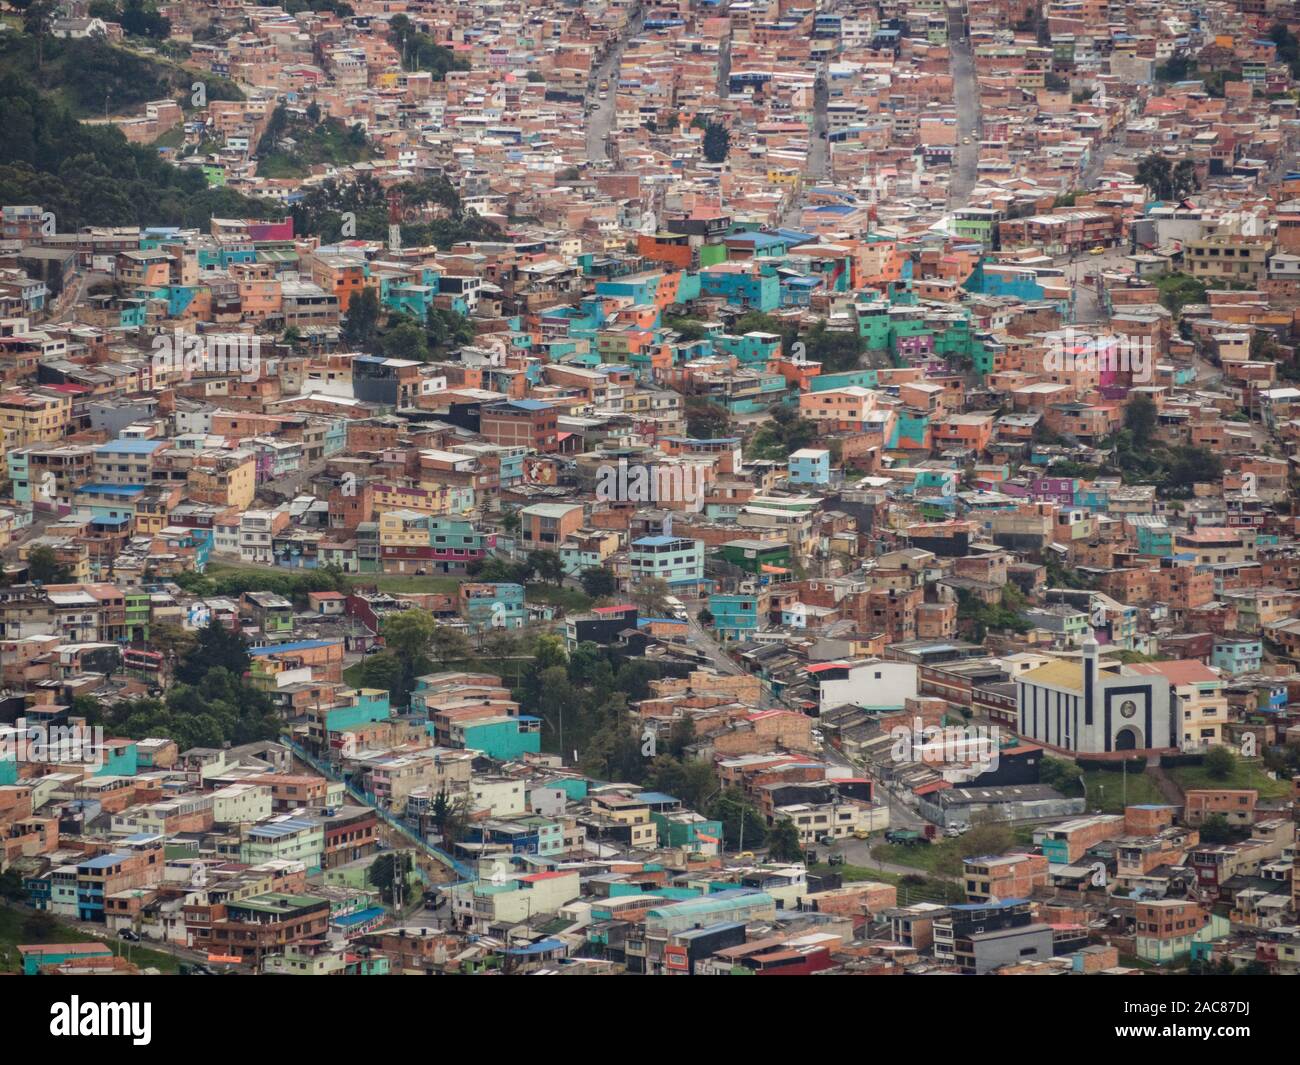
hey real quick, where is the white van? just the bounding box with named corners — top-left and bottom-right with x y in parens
top-left (663, 595), bottom-right (688, 621)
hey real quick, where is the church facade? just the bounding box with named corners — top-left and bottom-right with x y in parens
top-left (1015, 637), bottom-right (1176, 755)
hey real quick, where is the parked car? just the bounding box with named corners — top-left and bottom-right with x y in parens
top-left (828, 854), bottom-right (845, 866)
top-left (119, 929), bottom-right (140, 942)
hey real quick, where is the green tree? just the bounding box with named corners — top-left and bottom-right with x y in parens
top-left (802, 321), bottom-right (864, 373)
top-left (389, 21), bottom-right (470, 79)
top-left (26, 545), bottom-right (70, 584)
top-left (480, 628), bottom-right (519, 682)
top-left (426, 306), bottom-right (475, 352)
top-left (702, 122), bottom-right (730, 163)
top-left (23, 0), bottom-right (57, 70)
top-left (428, 624), bottom-right (473, 671)
top-left (534, 665), bottom-right (578, 754)
top-left (379, 318), bottom-right (430, 361)
top-left (685, 396), bottom-right (731, 439)
top-left (341, 287), bottom-right (381, 351)
top-left (1155, 54), bottom-right (1191, 82)
top-left (433, 789), bottom-right (472, 844)
top-left (119, 0), bottom-right (170, 39)
top-left (579, 566), bottom-right (617, 599)
top-left (767, 818), bottom-right (803, 862)
top-left (579, 706), bottom-right (647, 782)
top-left (1124, 393), bottom-right (1157, 447)
top-left (664, 314), bottom-right (708, 342)
top-left (0, 867), bottom-right (26, 901)
top-left (747, 403), bottom-right (819, 460)
top-left (1203, 746), bottom-right (1235, 781)
top-left (631, 577), bottom-right (673, 619)
top-left (1197, 813), bottom-right (1233, 843)
top-left (22, 909), bottom-right (59, 943)
top-left (381, 608), bottom-right (437, 662)
top-left (377, 609), bottom-right (438, 704)
top-left (613, 658), bottom-right (662, 701)
top-left (709, 788), bottom-right (768, 850)
top-left (1136, 152), bottom-right (1196, 202)
top-left (667, 715), bottom-right (697, 758)
top-left (527, 549), bottom-right (564, 586)
top-left (1166, 445), bottom-right (1223, 492)
top-left (1172, 159), bottom-right (1199, 199)
top-left (174, 621), bottom-right (250, 686)
top-left (1155, 273), bottom-right (1207, 319)
top-left (368, 851), bottom-right (413, 904)
top-left (355, 651), bottom-right (405, 701)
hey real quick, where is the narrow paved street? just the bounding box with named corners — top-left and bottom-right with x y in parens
top-left (947, 0), bottom-right (979, 207)
top-left (780, 74), bottom-right (830, 231)
top-left (585, 6), bottom-right (643, 163)
top-left (684, 605), bottom-right (780, 708)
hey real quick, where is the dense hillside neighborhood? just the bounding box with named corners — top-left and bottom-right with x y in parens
top-left (0, 0), bottom-right (1299, 999)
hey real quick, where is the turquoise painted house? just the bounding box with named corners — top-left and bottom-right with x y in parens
top-left (1136, 523), bottom-right (1173, 557)
top-left (708, 593), bottom-right (761, 640)
top-left (698, 267), bottom-right (779, 311)
top-left (455, 715), bottom-right (542, 760)
top-left (20, 943), bottom-right (114, 975)
top-left (95, 740), bottom-right (138, 777)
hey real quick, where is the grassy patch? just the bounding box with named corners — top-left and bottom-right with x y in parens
top-left (369, 574), bottom-right (463, 595)
top-left (867, 825), bottom-right (1039, 874)
top-left (204, 562), bottom-right (463, 597)
top-left (0, 905), bottom-right (181, 974)
top-left (524, 583), bottom-right (592, 611)
top-left (1168, 760), bottom-right (1289, 800)
top-left (257, 117), bottom-right (372, 179)
top-left (1076, 768), bottom-right (1166, 813)
top-left (869, 840), bottom-right (952, 874)
top-left (809, 863), bottom-right (964, 903)
top-left (150, 124), bottom-right (187, 149)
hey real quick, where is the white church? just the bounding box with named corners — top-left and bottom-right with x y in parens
top-left (1014, 635), bottom-right (1176, 755)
